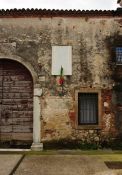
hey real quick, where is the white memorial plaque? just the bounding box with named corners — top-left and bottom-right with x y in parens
top-left (52, 46), bottom-right (72, 75)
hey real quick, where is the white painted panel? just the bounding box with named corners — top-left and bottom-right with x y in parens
top-left (52, 46), bottom-right (72, 75)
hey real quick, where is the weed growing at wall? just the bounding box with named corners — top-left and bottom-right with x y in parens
top-left (43, 139), bottom-right (99, 150)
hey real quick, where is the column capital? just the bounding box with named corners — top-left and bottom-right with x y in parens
top-left (34, 88), bottom-right (42, 97)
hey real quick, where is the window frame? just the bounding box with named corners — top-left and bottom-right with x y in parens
top-left (75, 89), bottom-right (102, 129)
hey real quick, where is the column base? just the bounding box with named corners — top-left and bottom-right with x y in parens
top-left (31, 142), bottom-right (43, 151)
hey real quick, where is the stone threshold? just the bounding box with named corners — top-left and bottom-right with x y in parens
top-left (0, 148), bottom-right (31, 152)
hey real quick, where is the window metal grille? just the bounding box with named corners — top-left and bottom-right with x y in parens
top-left (116, 47), bottom-right (122, 64)
top-left (78, 93), bottom-right (98, 125)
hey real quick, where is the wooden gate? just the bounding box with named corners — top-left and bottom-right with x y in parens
top-left (0, 59), bottom-right (33, 147)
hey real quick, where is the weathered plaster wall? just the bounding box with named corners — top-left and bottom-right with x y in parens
top-left (0, 16), bottom-right (121, 143)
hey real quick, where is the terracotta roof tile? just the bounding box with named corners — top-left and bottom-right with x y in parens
top-left (0, 8), bottom-right (121, 18)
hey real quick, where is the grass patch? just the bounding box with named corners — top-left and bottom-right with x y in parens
top-left (1, 150), bottom-right (122, 163)
top-left (97, 154), bottom-right (122, 162)
top-left (18, 151), bottom-right (122, 164)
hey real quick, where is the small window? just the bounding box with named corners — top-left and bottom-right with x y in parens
top-left (116, 47), bottom-right (122, 64)
top-left (78, 93), bottom-right (98, 125)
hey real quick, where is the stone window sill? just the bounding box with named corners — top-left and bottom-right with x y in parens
top-left (76, 124), bottom-right (101, 130)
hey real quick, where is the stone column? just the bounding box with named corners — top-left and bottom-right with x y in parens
top-left (31, 86), bottom-right (43, 151)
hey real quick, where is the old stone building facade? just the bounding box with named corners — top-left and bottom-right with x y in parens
top-left (0, 8), bottom-right (122, 150)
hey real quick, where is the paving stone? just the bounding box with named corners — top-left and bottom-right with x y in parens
top-left (14, 155), bottom-right (108, 175)
top-left (0, 154), bottom-right (23, 175)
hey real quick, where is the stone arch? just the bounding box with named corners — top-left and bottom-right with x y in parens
top-left (0, 56), bottom-right (38, 84)
top-left (0, 56), bottom-right (43, 150)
